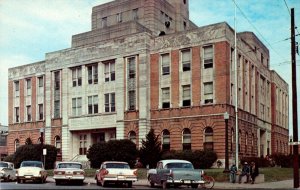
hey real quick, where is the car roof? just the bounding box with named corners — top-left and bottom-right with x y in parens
top-left (0, 161), bottom-right (13, 164)
top-left (57, 162), bottom-right (82, 165)
top-left (159, 159), bottom-right (192, 165)
top-left (21, 160), bottom-right (42, 163)
top-left (102, 161), bottom-right (128, 165)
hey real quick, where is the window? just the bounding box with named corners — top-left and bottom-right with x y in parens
top-left (238, 130), bottom-right (242, 152)
top-left (55, 136), bottom-right (61, 154)
top-left (245, 132), bottom-right (248, 153)
top-left (162, 130), bottom-right (170, 151)
top-left (54, 100), bottom-right (60, 118)
top-left (161, 53), bottom-right (170, 75)
top-left (102, 17), bottom-right (107, 27)
top-left (261, 53), bottom-right (264, 64)
top-left (72, 67), bottom-right (82, 87)
top-left (26, 78), bottom-right (31, 95)
top-left (181, 49), bottom-right (191, 71)
top-left (182, 85), bottom-right (191, 106)
top-left (54, 71), bottom-right (60, 90)
top-left (128, 131), bottom-right (136, 144)
top-left (128, 90), bottom-right (136, 110)
top-left (104, 60), bottom-right (115, 82)
top-left (116, 12), bottom-right (122, 22)
top-left (26, 105), bottom-right (31, 121)
top-left (231, 128), bottom-right (234, 152)
top-left (72, 97), bottom-right (82, 116)
top-left (14, 81), bottom-right (19, 97)
top-left (204, 127), bottom-right (213, 150)
top-left (183, 21), bottom-right (186, 29)
top-left (79, 135), bottom-right (87, 155)
top-left (251, 133), bottom-right (254, 154)
top-left (104, 93), bottom-right (115, 112)
top-left (183, 0), bottom-right (186, 4)
top-left (132, 8), bottom-right (138, 20)
top-left (87, 64), bottom-right (98, 84)
top-left (14, 139), bottom-right (20, 152)
top-left (204, 82), bottom-right (213, 104)
top-left (38, 104), bottom-right (43, 120)
top-left (161, 87), bottom-right (170, 108)
top-left (128, 57), bottom-right (136, 79)
top-left (15, 107), bottom-right (19, 122)
top-left (203, 45), bottom-right (213, 69)
top-left (182, 128), bottom-right (191, 150)
top-left (88, 95), bottom-right (98, 114)
top-left (38, 76), bottom-right (44, 87)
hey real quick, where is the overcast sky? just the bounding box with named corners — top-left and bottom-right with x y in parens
top-left (0, 0), bottom-right (299, 136)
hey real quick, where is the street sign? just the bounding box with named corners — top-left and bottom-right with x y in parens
top-left (43, 148), bottom-right (47, 155)
top-left (289, 142), bottom-right (300, 145)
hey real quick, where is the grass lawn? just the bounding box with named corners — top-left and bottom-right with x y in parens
top-left (47, 167), bottom-right (298, 182)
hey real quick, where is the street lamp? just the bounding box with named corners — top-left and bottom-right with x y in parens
top-left (223, 112), bottom-right (230, 173)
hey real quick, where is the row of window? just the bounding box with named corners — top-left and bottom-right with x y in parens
top-left (14, 104), bottom-right (44, 123)
top-left (14, 76), bottom-right (44, 97)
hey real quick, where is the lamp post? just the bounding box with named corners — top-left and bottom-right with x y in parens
top-left (223, 112), bottom-right (230, 173)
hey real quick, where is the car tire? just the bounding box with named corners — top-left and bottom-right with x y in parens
top-left (128, 181), bottom-right (132, 188)
top-left (191, 184), bottom-right (198, 189)
top-left (162, 181), bottom-right (169, 189)
top-left (148, 176), bottom-right (155, 187)
top-left (55, 180), bottom-right (61, 185)
top-left (102, 181), bottom-right (107, 187)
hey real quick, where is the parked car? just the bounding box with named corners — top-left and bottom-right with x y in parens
top-left (147, 159), bottom-right (205, 189)
top-left (0, 161), bottom-right (16, 182)
top-left (53, 161), bottom-right (85, 185)
top-left (16, 160), bottom-right (47, 183)
top-left (95, 161), bottom-right (138, 187)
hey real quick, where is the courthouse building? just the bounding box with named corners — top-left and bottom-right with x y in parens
top-left (8, 0), bottom-right (289, 163)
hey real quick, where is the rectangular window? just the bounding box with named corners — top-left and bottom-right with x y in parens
top-left (26, 79), bottom-right (31, 96)
top-left (161, 53), bottom-right (170, 75)
top-left (72, 67), bottom-right (82, 87)
top-left (204, 82), bottom-right (213, 104)
top-left (26, 105), bottom-right (31, 121)
top-left (128, 90), bottom-right (136, 110)
top-left (72, 97), bottom-right (82, 116)
top-left (203, 45), bottom-right (213, 69)
top-left (128, 57), bottom-right (136, 79)
top-left (102, 17), bottom-right (107, 28)
top-left (79, 134), bottom-right (87, 155)
top-left (54, 100), bottom-right (60, 118)
top-left (54, 71), bottom-right (60, 90)
top-left (162, 87), bottom-right (170, 108)
top-left (116, 12), bottom-right (122, 22)
top-left (182, 85), bottom-right (191, 106)
top-left (88, 95), bottom-right (98, 114)
top-left (132, 8), bottom-right (138, 20)
top-left (14, 81), bottom-right (19, 97)
top-left (15, 107), bottom-right (19, 123)
top-left (87, 65), bottom-right (98, 84)
top-left (181, 49), bottom-right (191, 71)
top-left (104, 93), bottom-right (116, 112)
top-left (38, 76), bottom-right (44, 87)
top-left (104, 60), bottom-right (115, 82)
top-left (38, 104), bottom-right (43, 120)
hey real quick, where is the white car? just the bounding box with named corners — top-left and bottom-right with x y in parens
top-left (16, 161), bottom-right (47, 183)
top-left (0, 161), bottom-right (16, 182)
top-left (95, 161), bottom-right (138, 188)
top-left (53, 162), bottom-right (85, 185)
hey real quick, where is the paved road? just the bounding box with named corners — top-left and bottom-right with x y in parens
top-left (1, 177), bottom-right (299, 189)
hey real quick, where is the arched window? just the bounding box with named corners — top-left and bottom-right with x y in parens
top-left (251, 133), bottom-right (255, 154)
top-left (25, 138), bottom-right (32, 145)
top-left (238, 130), bottom-right (242, 152)
top-left (204, 127), bottom-right (213, 151)
top-left (162, 130), bottom-right (170, 151)
top-left (182, 128), bottom-right (191, 150)
top-left (128, 131), bottom-right (136, 144)
top-left (55, 136), bottom-right (61, 154)
top-left (230, 128), bottom-right (234, 152)
top-left (245, 133), bottom-right (248, 154)
top-left (14, 139), bottom-right (20, 152)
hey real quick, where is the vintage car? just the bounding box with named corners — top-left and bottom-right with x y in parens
top-left (147, 159), bottom-right (205, 189)
top-left (95, 161), bottom-right (138, 187)
top-left (53, 161), bottom-right (85, 185)
top-left (0, 161), bottom-right (16, 182)
top-left (16, 160), bottom-right (47, 183)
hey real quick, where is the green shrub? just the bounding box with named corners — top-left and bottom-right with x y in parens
top-left (271, 153), bottom-right (293, 168)
top-left (87, 139), bottom-right (138, 169)
top-left (240, 156), bottom-right (271, 168)
top-left (161, 150), bottom-right (217, 169)
top-left (5, 144), bottom-right (57, 169)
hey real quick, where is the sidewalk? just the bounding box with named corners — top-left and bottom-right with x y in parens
top-left (47, 177), bottom-right (298, 189)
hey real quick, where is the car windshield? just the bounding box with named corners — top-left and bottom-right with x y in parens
top-left (105, 163), bottom-right (130, 169)
top-left (21, 161), bottom-right (43, 168)
top-left (57, 163), bottom-right (82, 169)
top-left (165, 162), bottom-right (194, 169)
top-left (0, 162), bottom-right (8, 168)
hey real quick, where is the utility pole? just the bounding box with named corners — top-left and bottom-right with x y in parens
top-left (291, 8), bottom-right (299, 189)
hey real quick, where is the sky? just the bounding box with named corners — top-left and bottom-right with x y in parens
top-left (0, 0), bottom-right (299, 136)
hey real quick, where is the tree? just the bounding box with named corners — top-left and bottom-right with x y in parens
top-left (139, 129), bottom-right (162, 168)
